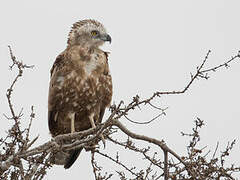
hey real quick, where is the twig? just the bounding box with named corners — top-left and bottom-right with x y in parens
top-left (212, 142), bottom-right (219, 159)
top-left (164, 150), bottom-right (168, 180)
top-left (95, 150), bottom-right (140, 178)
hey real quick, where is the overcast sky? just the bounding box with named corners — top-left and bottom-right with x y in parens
top-left (1, 0), bottom-right (240, 179)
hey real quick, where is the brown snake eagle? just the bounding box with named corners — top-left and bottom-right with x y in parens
top-left (48, 19), bottom-right (112, 169)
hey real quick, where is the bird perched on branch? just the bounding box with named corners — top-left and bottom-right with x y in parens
top-left (48, 19), bottom-right (112, 169)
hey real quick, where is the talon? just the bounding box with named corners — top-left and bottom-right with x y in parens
top-left (85, 144), bottom-right (98, 151)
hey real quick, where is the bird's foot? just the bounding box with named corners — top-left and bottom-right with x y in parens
top-left (85, 144), bottom-right (99, 151)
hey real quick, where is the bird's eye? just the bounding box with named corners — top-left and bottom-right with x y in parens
top-left (91, 30), bottom-right (99, 37)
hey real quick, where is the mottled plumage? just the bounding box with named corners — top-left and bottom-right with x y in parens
top-left (48, 19), bottom-right (112, 169)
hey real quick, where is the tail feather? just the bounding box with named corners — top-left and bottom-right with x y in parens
top-left (64, 148), bottom-right (83, 169)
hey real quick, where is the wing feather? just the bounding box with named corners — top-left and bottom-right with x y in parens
top-left (48, 52), bottom-right (66, 136)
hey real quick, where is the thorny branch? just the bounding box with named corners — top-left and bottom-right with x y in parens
top-left (5, 46), bottom-right (33, 141)
top-left (1, 48), bottom-right (240, 179)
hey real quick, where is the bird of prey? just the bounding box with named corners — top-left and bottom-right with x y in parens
top-left (48, 19), bottom-right (112, 169)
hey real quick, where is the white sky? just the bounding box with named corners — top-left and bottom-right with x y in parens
top-left (1, 0), bottom-right (240, 179)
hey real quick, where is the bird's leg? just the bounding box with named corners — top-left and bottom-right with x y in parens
top-left (89, 113), bottom-right (96, 129)
top-left (71, 118), bottom-right (75, 133)
top-left (89, 113), bottom-right (106, 148)
top-left (69, 112), bottom-right (75, 133)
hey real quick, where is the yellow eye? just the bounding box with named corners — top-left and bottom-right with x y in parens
top-left (91, 30), bottom-right (98, 37)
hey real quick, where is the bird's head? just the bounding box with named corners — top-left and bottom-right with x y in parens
top-left (67, 19), bottom-right (111, 48)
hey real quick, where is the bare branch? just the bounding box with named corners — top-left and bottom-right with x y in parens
top-left (1, 48), bottom-right (240, 179)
